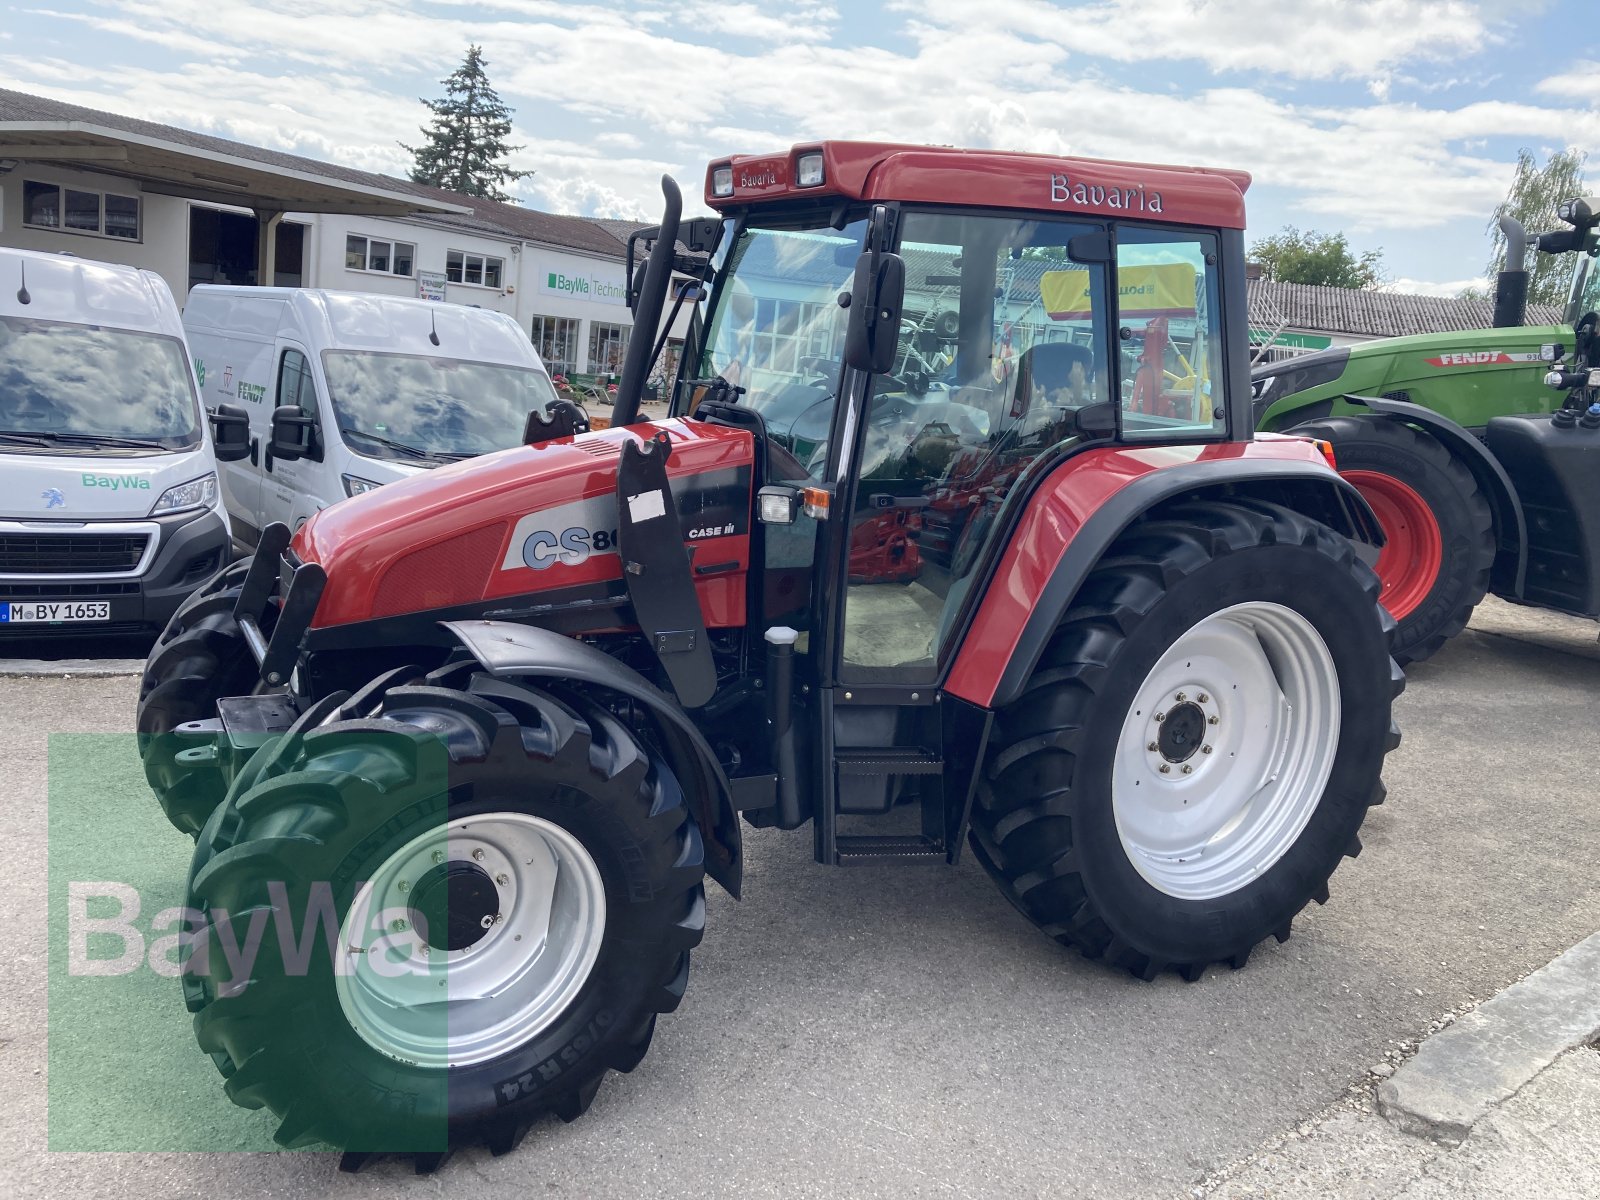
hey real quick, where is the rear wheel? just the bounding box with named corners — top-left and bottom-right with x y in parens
top-left (181, 670), bottom-right (704, 1163)
top-left (969, 499), bottom-right (1401, 980)
top-left (1293, 416), bottom-right (1493, 664)
top-left (136, 557), bottom-right (263, 835)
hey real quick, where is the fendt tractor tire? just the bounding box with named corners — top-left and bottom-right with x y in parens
top-left (969, 498), bottom-right (1402, 982)
top-left (181, 670), bottom-right (705, 1165)
top-left (1293, 416), bottom-right (1494, 665)
top-left (136, 557), bottom-right (265, 835)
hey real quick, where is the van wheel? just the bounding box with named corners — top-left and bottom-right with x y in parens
top-left (136, 558), bottom-right (268, 835)
top-left (969, 499), bottom-right (1401, 981)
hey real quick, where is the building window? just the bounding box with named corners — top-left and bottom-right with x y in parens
top-left (531, 315), bottom-right (581, 376)
top-left (22, 180), bottom-right (139, 240)
top-left (446, 249), bottom-right (504, 289)
top-left (345, 234), bottom-right (415, 277)
top-left (588, 322), bottom-right (630, 375)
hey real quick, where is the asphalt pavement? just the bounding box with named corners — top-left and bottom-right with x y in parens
top-left (2, 598), bottom-right (1597, 1198)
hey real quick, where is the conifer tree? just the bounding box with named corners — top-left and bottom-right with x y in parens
top-left (403, 46), bottom-right (532, 202)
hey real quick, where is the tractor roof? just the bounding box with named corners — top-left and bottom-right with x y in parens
top-left (704, 141), bottom-right (1251, 230)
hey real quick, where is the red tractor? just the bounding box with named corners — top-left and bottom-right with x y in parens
top-left (138, 142), bottom-right (1401, 1168)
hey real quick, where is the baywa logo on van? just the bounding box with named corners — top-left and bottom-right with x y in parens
top-left (82, 474), bottom-right (151, 491)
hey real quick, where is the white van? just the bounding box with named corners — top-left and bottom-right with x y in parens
top-left (0, 247), bottom-right (235, 639)
top-left (182, 287), bottom-right (560, 548)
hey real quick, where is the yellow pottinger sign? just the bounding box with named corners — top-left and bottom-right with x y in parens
top-left (1042, 264), bottom-right (1198, 320)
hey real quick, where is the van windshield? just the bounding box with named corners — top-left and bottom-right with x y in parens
top-left (0, 316), bottom-right (200, 451)
top-left (322, 350), bottom-right (560, 462)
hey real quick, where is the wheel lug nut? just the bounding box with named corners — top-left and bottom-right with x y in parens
top-left (1155, 711), bottom-right (1166, 722)
top-left (1147, 741), bottom-right (1159, 752)
top-left (1208, 715), bottom-right (1219, 725)
top-left (432, 850), bottom-right (445, 864)
top-left (1159, 764), bottom-right (1171, 774)
top-left (390, 918), bottom-right (408, 932)
top-left (397, 880), bottom-right (410, 893)
top-left (472, 849), bottom-right (486, 862)
top-left (1202, 745), bottom-right (1213, 754)
top-left (1182, 764), bottom-right (1193, 774)
top-left (495, 872), bottom-right (509, 886)
top-left (1175, 692), bottom-right (1187, 702)
top-left (1198, 693), bottom-right (1209, 703)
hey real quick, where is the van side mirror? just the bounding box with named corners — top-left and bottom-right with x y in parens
top-left (209, 403), bottom-right (252, 463)
top-left (843, 250), bottom-right (906, 375)
top-left (269, 405), bottom-right (317, 462)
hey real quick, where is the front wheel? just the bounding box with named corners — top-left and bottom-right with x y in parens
top-left (182, 671), bottom-right (705, 1162)
top-left (970, 499), bottom-right (1401, 980)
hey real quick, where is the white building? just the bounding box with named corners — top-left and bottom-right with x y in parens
top-left (0, 88), bottom-right (689, 380)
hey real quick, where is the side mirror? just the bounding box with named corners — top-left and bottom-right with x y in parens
top-left (209, 403), bottom-right (252, 463)
top-left (269, 405), bottom-right (316, 462)
top-left (843, 250), bottom-right (905, 375)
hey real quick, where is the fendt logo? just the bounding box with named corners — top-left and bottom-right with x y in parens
top-left (1425, 350), bottom-right (1541, 368)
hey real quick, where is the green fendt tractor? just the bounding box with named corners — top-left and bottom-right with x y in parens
top-left (1250, 199), bottom-right (1600, 662)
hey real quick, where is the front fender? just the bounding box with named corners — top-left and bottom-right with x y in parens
top-left (1340, 393), bottom-right (1529, 598)
top-left (441, 619), bottom-right (742, 898)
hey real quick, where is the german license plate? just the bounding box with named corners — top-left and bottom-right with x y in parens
top-left (0, 601), bottom-right (112, 623)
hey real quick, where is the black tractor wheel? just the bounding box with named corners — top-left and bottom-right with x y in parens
top-left (969, 499), bottom-right (1401, 981)
top-left (136, 557), bottom-right (265, 835)
top-left (181, 670), bottom-right (704, 1165)
top-left (1293, 415), bottom-right (1493, 664)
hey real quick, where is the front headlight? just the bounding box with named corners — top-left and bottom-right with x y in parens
top-left (343, 475), bottom-right (383, 497)
top-left (149, 473), bottom-right (218, 515)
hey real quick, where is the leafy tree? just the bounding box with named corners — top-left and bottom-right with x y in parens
top-left (1481, 147), bottom-right (1588, 308)
top-left (1249, 227), bottom-right (1386, 289)
top-left (403, 46), bottom-right (532, 202)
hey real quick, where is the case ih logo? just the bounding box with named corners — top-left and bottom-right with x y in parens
top-left (1425, 351), bottom-right (1541, 367)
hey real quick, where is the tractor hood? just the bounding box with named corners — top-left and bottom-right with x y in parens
top-left (294, 418), bottom-right (754, 630)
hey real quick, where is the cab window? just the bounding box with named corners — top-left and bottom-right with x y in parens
top-left (1114, 228), bottom-right (1225, 438)
top-left (277, 348), bottom-right (318, 417)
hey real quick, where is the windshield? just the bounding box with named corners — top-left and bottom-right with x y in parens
top-left (697, 218), bottom-right (867, 475)
top-left (321, 351), bottom-right (560, 462)
top-left (0, 315), bottom-right (200, 451)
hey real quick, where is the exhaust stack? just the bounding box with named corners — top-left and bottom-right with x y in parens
top-left (1492, 215), bottom-right (1530, 328)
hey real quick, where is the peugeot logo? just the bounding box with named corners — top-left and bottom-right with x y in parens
top-left (41, 488), bottom-right (65, 510)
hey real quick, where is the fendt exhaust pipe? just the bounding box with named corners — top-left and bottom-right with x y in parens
top-left (1493, 215), bottom-right (1530, 328)
top-left (612, 175), bottom-right (683, 427)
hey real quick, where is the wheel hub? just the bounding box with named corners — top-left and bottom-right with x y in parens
top-left (1157, 700), bottom-right (1207, 763)
top-left (408, 860), bottom-right (500, 952)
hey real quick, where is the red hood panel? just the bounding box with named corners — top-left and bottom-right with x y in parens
top-left (294, 418), bottom-right (754, 628)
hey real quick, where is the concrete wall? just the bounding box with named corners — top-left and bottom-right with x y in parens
top-left (0, 166), bottom-right (188, 300)
top-left (0, 164), bottom-right (693, 378)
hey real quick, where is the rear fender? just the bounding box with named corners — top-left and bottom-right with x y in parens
top-left (441, 619), bottom-right (742, 898)
top-left (1341, 393), bottom-right (1529, 598)
top-left (945, 456), bottom-right (1383, 710)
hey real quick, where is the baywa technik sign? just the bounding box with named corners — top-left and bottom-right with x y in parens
top-left (541, 266), bottom-right (626, 306)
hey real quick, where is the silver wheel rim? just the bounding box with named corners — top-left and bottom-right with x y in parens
top-left (335, 812), bottom-right (607, 1069)
top-left (1112, 601), bottom-right (1341, 901)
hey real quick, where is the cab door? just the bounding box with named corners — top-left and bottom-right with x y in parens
top-left (261, 341), bottom-right (327, 534)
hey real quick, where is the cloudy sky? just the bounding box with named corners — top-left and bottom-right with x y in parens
top-left (3, 1), bottom-right (1596, 293)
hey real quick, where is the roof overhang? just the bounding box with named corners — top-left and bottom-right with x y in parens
top-left (0, 120), bottom-right (469, 217)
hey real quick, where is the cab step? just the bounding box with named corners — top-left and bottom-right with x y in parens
top-left (834, 834), bottom-right (946, 864)
top-left (834, 748), bottom-right (943, 775)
